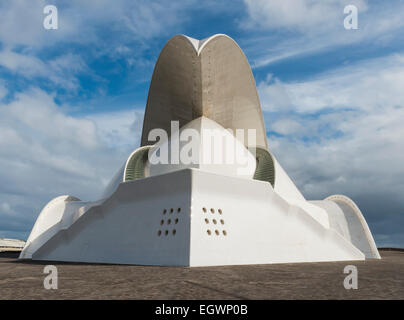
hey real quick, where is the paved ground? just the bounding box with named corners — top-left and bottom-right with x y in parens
top-left (0, 249), bottom-right (403, 299)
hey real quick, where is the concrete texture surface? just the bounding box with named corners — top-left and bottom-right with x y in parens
top-left (140, 35), bottom-right (268, 149)
top-left (0, 249), bottom-right (403, 300)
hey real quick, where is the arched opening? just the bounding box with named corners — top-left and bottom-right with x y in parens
top-left (124, 146), bottom-right (152, 182)
top-left (250, 147), bottom-right (275, 187)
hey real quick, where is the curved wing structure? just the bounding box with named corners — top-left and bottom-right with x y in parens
top-left (311, 195), bottom-right (380, 259)
top-left (20, 195), bottom-right (82, 259)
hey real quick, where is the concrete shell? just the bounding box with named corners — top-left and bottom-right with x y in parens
top-left (140, 34), bottom-right (268, 149)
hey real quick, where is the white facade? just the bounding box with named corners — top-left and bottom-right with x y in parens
top-left (20, 34), bottom-right (380, 265)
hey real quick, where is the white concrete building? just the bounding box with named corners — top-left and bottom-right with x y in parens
top-left (20, 34), bottom-right (380, 266)
top-left (1, 238), bottom-right (25, 252)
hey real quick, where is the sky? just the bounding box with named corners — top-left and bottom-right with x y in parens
top-left (0, 0), bottom-right (403, 248)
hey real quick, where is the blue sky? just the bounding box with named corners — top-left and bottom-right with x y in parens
top-left (0, 0), bottom-right (403, 248)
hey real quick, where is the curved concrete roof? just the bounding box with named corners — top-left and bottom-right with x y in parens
top-left (140, 34), bottom-right (268, 149)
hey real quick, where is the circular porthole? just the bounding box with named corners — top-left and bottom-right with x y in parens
top-left (172, 229), bottom-right (176, 235)
top-left (207, 230), bottom-right (211, 235)
top-left (213, 219), bottom-right (217, 224)
top-left (158, 230), bottom-right (162, 236)
top-left (177, 208), bottom-right (181, 213)
top-left (202, 207), bottom-right (207, 213)
top-left (210, 208), bottom-right (215, 214)
top-left (170, 208), bottom-right (174, 213)
top-left (165, 230), bottom-right (169, 236)
top-left (215, 230), bottom-right (219, 235)
top-left (223, 230), bottom-right (227, 236)
top-left (218, 209), bottom-right (222, 214)
top-left (220, 219), bottom-right (224, 225)
top-left (163, 209), bottom-right (167, 215)
top-left (167, 219), bottom-right (171, 225)
top-left (175, 218), bottom-right (179, 224)
top-left (205, 218), bottom-right (209, 224)
top-left (160, 220), bottom-right (164, 225)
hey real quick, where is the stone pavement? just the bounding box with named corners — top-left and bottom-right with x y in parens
top-left (0, 249), bottom-right (402, 299)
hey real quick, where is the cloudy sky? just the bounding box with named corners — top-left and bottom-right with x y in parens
top-left (0, 0), bottom-right (403, 248)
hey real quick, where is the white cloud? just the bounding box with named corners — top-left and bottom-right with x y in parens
top-left (242, 0), bottom-right (404, 67)
top-left (120, 0), bottom-right (194, 39)
top-left (271, 119), bottom-right (303, 135)
top-left (257, 54), bottom-right (404, 246)
top-left (243, 0), bottom-right (367, 31)
top-left (0, 0), bottom-right (196, 49)
top-left (0, 0), bottom-right (48, 48)
top-left (1, 202), bottom-right (12, 215)
top-left (0, 88), bottom-right (143, 239)
top-left (258, 75), bottom-right (293, 112)
top-left (0, 0), bottom-right (200, 95)
top-left (85, 109), bottom-right (144, 148)
top-left (259, 54), bottom-right (404, 113)
top-left (0, 82), bottom-right (7, 100)
top-left (2, 89), bottom-right (99, 151)
top-left (0, 50), bottom-right (87, 90)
